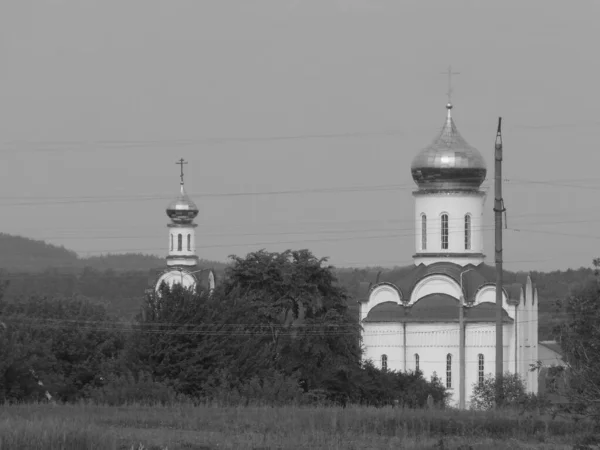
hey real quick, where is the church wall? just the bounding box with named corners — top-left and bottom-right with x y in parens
top-left (464, 323), bottom-right (513, 408)
top-left (405, 323), bottom-right (459, 405)
top-left (362, 323), bottom-right (405, 372)
top-left (413, 192), bottom-right (485, 262)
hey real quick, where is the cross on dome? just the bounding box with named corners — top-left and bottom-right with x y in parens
top-left (176, 158), bottom-right (188, 186)
top-left (441, 65), bottom-right (460, 108)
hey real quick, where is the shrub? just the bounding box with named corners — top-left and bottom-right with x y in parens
top-left (85, 371), bottom-right (183, 406)
top-left (470, 371), bottom-right (549, 411)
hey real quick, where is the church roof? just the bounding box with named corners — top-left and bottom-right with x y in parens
top-left (411, 103), bottom-right (487, 191)
top-left (363, 294), bottom-right (513, 323)
top-left (358, 261), bottom-right (531, 305)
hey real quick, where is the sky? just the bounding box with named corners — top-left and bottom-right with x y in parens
top-left (1, 0), bottom-right (599, 272)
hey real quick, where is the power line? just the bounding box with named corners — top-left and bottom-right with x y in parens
top-left (8, 214), bottom-right (600, 242)
top-left (1, 176), bottom-right (599, 206)
top-left (2, 120), bottom-right (599, 153)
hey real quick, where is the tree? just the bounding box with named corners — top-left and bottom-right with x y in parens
top-left (554, 258), bottom-right (600, 421)
top-left (220, 249), bottom-right (362, 392)
top-left (470, 372), bottom-right (532, 411)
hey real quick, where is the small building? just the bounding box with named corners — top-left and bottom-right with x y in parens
top-left (147, 159), bottom-right (216, 297)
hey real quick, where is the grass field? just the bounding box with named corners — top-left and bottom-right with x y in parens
top-left (0, 402), bottom-right (595, 450)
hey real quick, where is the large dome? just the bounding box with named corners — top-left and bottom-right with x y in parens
top-left (411, 103), bottom-right (487, 191)
top-left (166, 184), bottom-right (199, 223)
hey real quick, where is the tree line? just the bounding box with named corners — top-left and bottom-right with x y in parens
top-left (0, 249), bottom-right (448, 408)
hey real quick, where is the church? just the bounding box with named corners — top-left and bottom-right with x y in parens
top-left (357, 101), bottom-right (539, 408)
top-left (146, 159), bottom-right (216, 297)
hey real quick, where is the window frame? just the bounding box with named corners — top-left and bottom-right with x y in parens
top-left (446, 353), bottom-right (452, 389)
top-left (421, 214), bottom-right (427, 250)
top-left (478, 354), bottom-right (484, 387)
top-left (381, 354), bottom-right (388, 371)
top-left (441, 213), bottom-right (449, 250)
top-left (464, 214), bottom-right (472, 250)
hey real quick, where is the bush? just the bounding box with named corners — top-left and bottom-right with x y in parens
top-left (85, 371), bottom-right (184, 406)
top-left (470, 371), bottom-right (549, 412)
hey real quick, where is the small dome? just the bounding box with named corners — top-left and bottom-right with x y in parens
top-left (411, 103), bottom-right (487, 190)
top-left (166, 184), bottom-right (199, 223)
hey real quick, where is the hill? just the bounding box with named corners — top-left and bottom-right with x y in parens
top-left (0, 232), bottom-right (596, 339)
top-left (0, 233), bottom-right (227, 272)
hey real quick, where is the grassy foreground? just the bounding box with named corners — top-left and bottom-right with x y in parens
top-left (0, 402), bottom-right (595, 450)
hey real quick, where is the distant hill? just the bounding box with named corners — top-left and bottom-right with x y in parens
top-left (0, 233), bottom-right (228, 272)
top-left (0, 232), bottom-right (596, 339)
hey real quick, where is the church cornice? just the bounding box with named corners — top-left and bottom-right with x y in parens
top-left (412, 190), bottom-right (486, 197)
top-left (167, 223), bottom-right (198, 228)
top-left (413, 252), bottom-right (485, 259)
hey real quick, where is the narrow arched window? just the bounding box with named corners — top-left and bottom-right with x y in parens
top-left (478, 354), bottom-right (484, 387)
top-left (170, 234), bottom-right (173, 251)
top-left (381, 354), bottom-right (388, 371)
top-left (421, 214), bottom-right (427, 250)
top-left (441, 214), bottom-right (449, 249)
top-left (446, 354), bottom-right (452, 388)
top-left (464, 214), bottom-right (471, 250)
top-left (187, 234), bottom-right (191, 251)
top-left (415, 353), bottom-right (420, 372)
top-left (177, 234), bottom-right (182, 251)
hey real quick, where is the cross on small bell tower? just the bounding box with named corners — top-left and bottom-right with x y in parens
top-left (176, 158), bottom-right (188, 185)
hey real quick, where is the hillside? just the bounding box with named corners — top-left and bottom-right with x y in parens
top-left (0, 233), bottom-right (227, 272)
top-left (0, 232), bottom-right (596, 339)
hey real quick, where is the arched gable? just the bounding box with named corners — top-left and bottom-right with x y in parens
top-left (409, 274), bottom-right (461, 306)
top-left (473, 284), bottom-right (514, 319)
top-left (365, 282), bottom-right (402, 316)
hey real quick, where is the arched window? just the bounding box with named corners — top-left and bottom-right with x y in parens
top-left (421, 214), bottom-right (427, 250)
top-left (381, 354), bottom-right (388, 371)
top-left (177, 234), bottom-right (182, 251)
top-left (187, 234), bottom-right (191, 251)
top-left (415, 353), bottom-right (420, 372)
top-left (478, 354), bottom-right (484, 387)
top-left (446, 354), bottom-right (452, 388)
top-left (464, 214), bottom-right (471, 250)
top-left (441, 214), bottom-right (449, 249)
top-left (170, 234), bottom-right (173, 251)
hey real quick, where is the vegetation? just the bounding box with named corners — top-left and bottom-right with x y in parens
top-left (1, 402), bottom-right (597, 450)
top-left (550, 258), bottom-right (600, 423)
top-left (0, 249), bottom-right (447, 408)
top-left (470, 372), bottom-right (549, 412)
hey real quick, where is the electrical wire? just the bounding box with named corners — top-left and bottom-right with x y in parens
top-left (2, 119), bottom-right (599, 153)
top-left (1, 176), bottom-right (599, 206)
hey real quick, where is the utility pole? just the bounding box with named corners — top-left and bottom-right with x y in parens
top-left (459, 268), bottom-right (474, 409)
top-left (494, 117), bottom-right (504, 407)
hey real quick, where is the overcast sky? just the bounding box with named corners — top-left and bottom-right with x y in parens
top-left (1, 0), bottom-right (599, 272)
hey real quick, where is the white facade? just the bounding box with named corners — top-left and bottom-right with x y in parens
top-left (167, 223), bottom-right (198, 267)
top-left (413, 191), bottom-right (486, 266)
top-left (360, 275), bottom-right (539, 408)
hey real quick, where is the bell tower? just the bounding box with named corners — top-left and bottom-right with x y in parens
top-left (166, 158), bottom-right (199, 268)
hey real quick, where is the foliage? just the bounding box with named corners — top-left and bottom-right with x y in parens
top-left (553, 259), bottom-right (600, 422)
top-left (470, 371), bottom-right (548, 412)
top-left (0, 291), bottom-right (125, 403)
top-left (85, 371), bottom-right (184, 406)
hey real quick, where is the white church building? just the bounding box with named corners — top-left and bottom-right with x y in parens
top-left (358, 101), bottom-right (539, 408)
